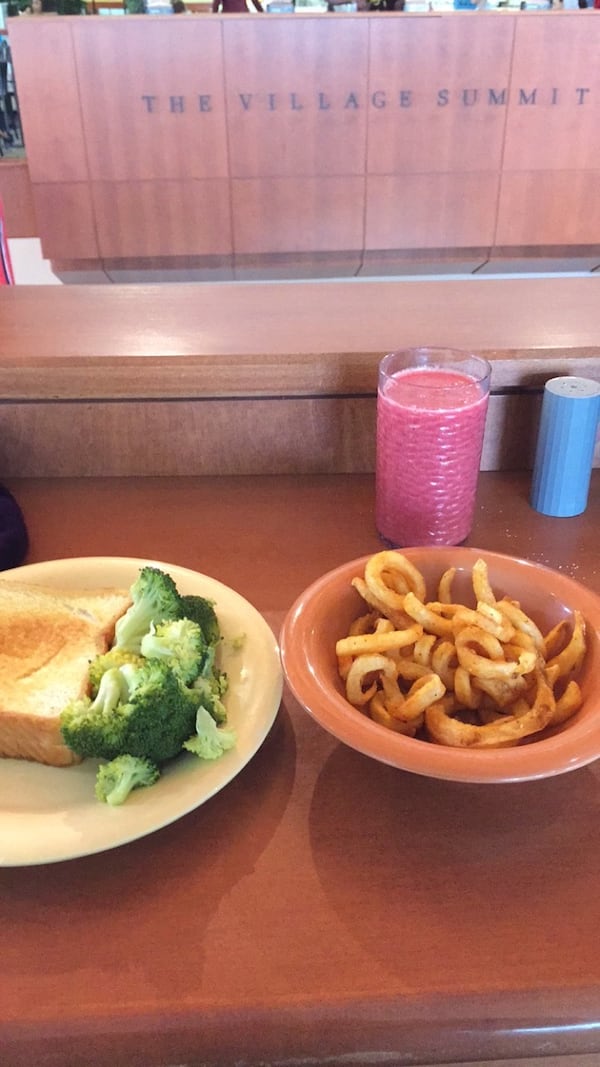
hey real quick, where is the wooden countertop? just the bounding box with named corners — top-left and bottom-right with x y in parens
top-left (1, 470), bottom-right (600, 1067)
top-left (1, 276), bottom-right (600, 400)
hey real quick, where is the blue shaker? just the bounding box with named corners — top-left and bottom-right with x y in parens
top-left (530, 376), bottom-right (600, 517)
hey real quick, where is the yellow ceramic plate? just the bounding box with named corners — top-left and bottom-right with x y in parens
top-left (0, 557), bottom-right (283, 866)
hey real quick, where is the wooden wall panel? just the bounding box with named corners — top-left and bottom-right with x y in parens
top-left (8, 13), bottom-right (600, 269)
top-left (231, 177), bottom-right (365, 254)
top-left (0, 161), bottom-right (37, 239)
top-left (31, 182), bottom-right (99, 260)
top-left (233, 250), bottom-right (362, 280)
top-left (360, 248), bottom-right (490, 276)
top-left (223, 16), bottom-right (369, 178)
top-left (0, 278), bottom-right (598, 476)
top-left (0, 397), bottom-right (376, 478)
top-left (7, 19), bottom-right (88, 184)
top-left (504, 15), bottom-right (600, 173)
top-left (366, 172), bottom-right (498, 250)
top-left (496, 171), bottom-right (600, 246)
top-left (0, 393), bottom-right (564, 478)
top-left (71, 19), bottom-right (229, 181)
top-left (92, 179), bottom-right (233, 257)
top-left (366, 14), bottom-right (513, 175)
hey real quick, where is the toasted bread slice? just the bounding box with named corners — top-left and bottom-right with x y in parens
top-left (0, 580), bottom-right (131, 767)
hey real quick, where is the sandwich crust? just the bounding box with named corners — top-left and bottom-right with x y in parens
top-left (0, 580), bottom-right (131, 767)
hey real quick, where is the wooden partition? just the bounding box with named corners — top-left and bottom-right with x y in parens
top-left (0, 160), bottom-right (37, 239)
top-left (7, 11), bottom-right (600, 280)
top-left (0, 276), bottom-right (599, 477)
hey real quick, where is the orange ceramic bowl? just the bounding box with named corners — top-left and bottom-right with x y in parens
top-left (280, 546), bottom-right (600, 784)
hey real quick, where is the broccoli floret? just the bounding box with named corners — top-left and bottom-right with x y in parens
top-left (179, 594), bottom-right (221, 647)
top-left (192, 674), bottom-right (228, 723)
top-left (194, 637), bottom-right (231, 686)
top-left (113, 567), bottom-right (183, 653)
top-left (95, 754), bottom-right (160, 806)
top-left (88, 647), bottom-right (144, 695)
top-left (183, 705), bottom-right (237, 761)
top-left (61, 660), bottom-right (199, 764)
top-left (213, 667), bottom-right (229, 699)
top-left (140, 617), bottom-right (205, 686)
top-left (63, 668), bottom-right (126, 755)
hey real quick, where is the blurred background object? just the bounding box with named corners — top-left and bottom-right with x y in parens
top-left (0, 193), bottom-right (15, 282)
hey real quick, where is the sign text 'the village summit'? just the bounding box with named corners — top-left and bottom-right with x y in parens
top-left (140, 86), bottom-right (592, 114)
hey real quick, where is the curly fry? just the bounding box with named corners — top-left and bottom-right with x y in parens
top-left (437, 567), bottom-right (456, 604)
top-left (413, 633), bottom-right (437, 667)
top-left (431, 640), bottom-right (458, 691)
top-left (345, 654), bottom-right (396, 706)
top-left (351, 577), bottom-right (412, 630)
top-left (392, 672), bottom-right (446, 723)
top-left (472, 558), bottom-right (496, 606)
top-left (336, 624), bottom-right (423, 659)
top-left (404, 592), bottom-right (454, 638)
top-left (349, 612), bottom-right (382, 637)
top-left (546, 611), bottom-right (586, 679)
top-left (454, 664), bottom-right (481, 711)
top-left (543, 619), bottom-right (570, 660)
top-left (340, 614), bottom-right (387, 676)
top-left (425, 668), bottom-right (554, 748)
top-left (472, 672), bottom-right (529, 709)
top-left (550, 680), bottom-right (584, 726)
top-left (395, 658), bottom-right (432, 683)
top-left (455, 626), bottom-right (536, 680)
top-left (364, 551), bottom-right (427, 613)
top-left (379, 671), bottom-right (405, 716)
top-left (369, 691), bottom-right (420, 736)
top-left (338, 552), bottom-right (587, 751)
top-left (452, 602), bottom-right (515, 642)
top-left (495, 598), bottom-right (545, 654)
top-left (504, 632), bottom-right (537, 655)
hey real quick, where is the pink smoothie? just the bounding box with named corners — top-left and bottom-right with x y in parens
top-left (376, 366), bottom-right (489, 546)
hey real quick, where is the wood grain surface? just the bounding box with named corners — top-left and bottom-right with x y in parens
top-left (0, 276), bottom-right (599, 477)
top-left (0, 161), bottom-right (37, 239)
top-left (8, 12), bottom-right (600, 270)
top-left (1, 471), bottom-right (600, 1067)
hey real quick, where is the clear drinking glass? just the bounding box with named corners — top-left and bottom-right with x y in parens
top-left (375, 347), bottom-right (491, 547)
